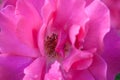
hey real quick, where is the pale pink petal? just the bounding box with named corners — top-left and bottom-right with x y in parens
top-left (0, 54), bottom-right (33, 80)
top-left (15, 0), bottom-right (42, 48)
top-left (62, 48), bottom-right (93, 72)
top-left (84, 0), bottom-right (110, 53)
top-left (69, 25), bottom-right (81, 46)
top-left (0, 12), bottom-right (38, 57)
top-left (41, 0), bottom-right (57, 23)
top-left (44, 61), bottom-right (63, 80)
top-left (23, 57), bottom-right (46, 80)
top-left (102, 29), bottom-right (120, 80)
top-left (89, 55), bottom-right (107, 80)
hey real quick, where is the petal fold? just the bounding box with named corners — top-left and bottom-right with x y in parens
top-left (0, 54), bottom-right (33, 80)
top-left (84, 0), bottom-right (110, 53)
top-left (23, 57), bottom-right (46, 80)
top-left (102, 29), bottom-right (120, 80)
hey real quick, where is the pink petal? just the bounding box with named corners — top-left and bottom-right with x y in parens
top-left (41, 0), bottom-right (57, 23)
top-left (55, 30), bottom-right (68, 56)
top-left (38, 24), bottom-right (47, 56)
top-left (0, 54), bottom-right (33, 80)
top-left (1, 5), bottom-right (17, 25)
top-left (0, 12), bottom-right (38, 57)
top-left (102, 29), bottom-right (120, 80)
top-left (53, 0), bottom-right (88, 28)
top-left (63, 70), bottom-right (95, 80)
top-left (84, 0), bottom-right (110, 53)
top-left (44, 61), bottom-right (63, 80)
top-left (3, 0), bottom-right (17, 7)
top-left (23, 57), bottom-right (46, 80)
top-left (27, 0), bottom-right (45, 16)
top-left (71, 70), bottom-right (95, 80)
top-left (15, 0), bottom-right (42, 48)
top-left (102, 0), bottom-right (120, 29)
top-left (62, 48), bottom-right (93, 72)
top-left (89, 55), bottom-right (107, 80)
top-left (69, 25), bottom-right (81, 46)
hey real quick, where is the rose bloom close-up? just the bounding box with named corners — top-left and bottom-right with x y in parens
top-left (0, 0), bottom-right (120, 80)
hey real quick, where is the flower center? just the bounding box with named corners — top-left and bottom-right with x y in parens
top-left (44, 33), bottom-right (58, 57)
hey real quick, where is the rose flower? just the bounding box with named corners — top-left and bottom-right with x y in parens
top-left (0, 0), bottom-right (110, 80)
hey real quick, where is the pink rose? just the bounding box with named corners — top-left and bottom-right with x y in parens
top-left (0, 0), bottom-right (110, 80)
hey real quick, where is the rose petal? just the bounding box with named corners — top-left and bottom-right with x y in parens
top-left (3, 0), bottom-right (17, 7)
top-left (28, 0), bottom-right (45, 16)
top-left (0, 12), bottom-right (38, 57)
top-left (62, 70), bottom-right (95, 80)
top-left (102, 29), bottom-right (120, 80)
top-left (1, 5), bottom-right (17, 25)
top-left (23, 57), bottom-right (46, 80)
top-left (0, 54), bottom-right (33, 80)
top-left (53, 0), bottom-right (88, 29)
top-left (55, 30), bottom-right (68, 56)
top-left (84, 0), bottom-right (110, 53)
top-left (89, 55), bottom-right (107, 80)
top-left (15, 0), bottom-right (41, 48)
top-left (102, 0), bottom-right (120, 29)
top-left (41, 0), bottom-right (57, 23)
top-left (44, 61), bottom-right (63, 80)
top-left (62, 48), bottom-right (93, 72)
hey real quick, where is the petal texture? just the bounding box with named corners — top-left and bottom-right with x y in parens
top-left (44, 61), bottom-right (63, 80)
top-left (23, 57), bottom-right (46, 80)
top-left (0, 12), bottom-right (38, 57)
top-left (0, 54), bottom-right (33, 80)
top-left (16, 0), bottom-right (41, 48)
top-left (84, 0), bottom-right (110, 53)
top-left (102, 29), bottom-right (120, 80)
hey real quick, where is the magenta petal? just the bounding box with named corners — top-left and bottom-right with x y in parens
top-left (63, 70), bottom-right (95, 80)
top-left (28, 0), bottom-right (45, 15)
top-left (54, 0), bottom-right (88, 27)
top-left (38, 24), bottom-right (47, 56)
top-left (23, 57), bottom-right (46, 80)
top-left (55, 30), bottom-right (68, 56)
top-left (3, 0), bottom-right (17, 6)
top-left (102, 29), bottom-right (120, 80)
top-left (1, 5), bottom-right (17, 24)
top-left (84, 0), bottom-right (110, 53)
top-left (89, 55), bottom-right (107, 80)
top-left (0, 54), bottom-right (33, 80)
top-left (15, 0), bottom-right (41, 48)
top-left (71, 70), bottom-right (95, 80)
top-left (0, 12), bottom-right (38, 57)
top-left (62, 48), bottom-right (93, 72)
